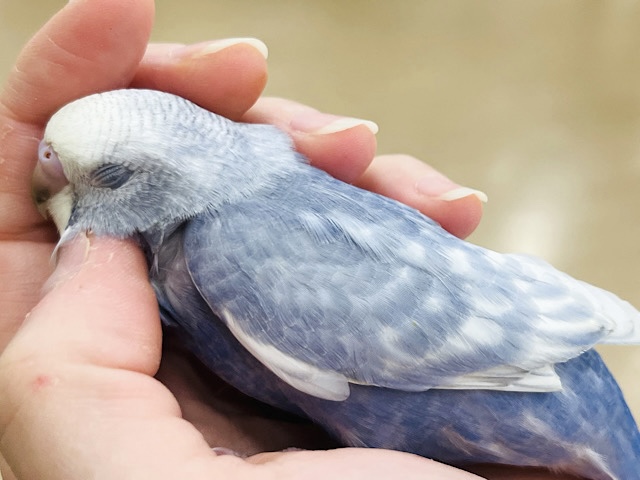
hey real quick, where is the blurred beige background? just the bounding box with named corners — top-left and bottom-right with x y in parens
top-left (1, 1), bottom-right (639, 417)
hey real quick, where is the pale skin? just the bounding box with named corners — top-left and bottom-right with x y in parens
top-left (0, 0), bottom-right (579, 478)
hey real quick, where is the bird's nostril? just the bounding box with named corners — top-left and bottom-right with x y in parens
top-left (37, 140), bottom-right (67, 183)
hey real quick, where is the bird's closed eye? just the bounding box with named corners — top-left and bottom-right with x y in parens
top-left (90, 163), bottom-right (134, 189)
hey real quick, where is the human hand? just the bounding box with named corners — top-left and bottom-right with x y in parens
top-left (0, 1), bottom-right (575, 479)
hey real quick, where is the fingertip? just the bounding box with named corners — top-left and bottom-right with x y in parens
top-left (437, 187), bottom-right (488, 204)
top-left (46, 233), bottom-right (147, 288)
top-left (22, 233), bottom-right (160, 375)
top-left (132, 40), bottom-right (269, 120)
top-left (291, 125), bottom-right (377, 183)
top-left (1, 0), bottom-right (154, 124)
top-left (42, 231), bottom-right (91, 295)
top-left (355, 154), bottom-right (485, 239)
top-left (431, 196), bottom-right (484, 239)
top-left (192, 38), bottom-right (268, 60)
top-left (242, 97), bottom-right (378, 182)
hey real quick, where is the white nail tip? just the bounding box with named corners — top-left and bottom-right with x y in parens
top-left (313, 118), bottom-right (379, 135)
top-left (438, 187), bottom-right (488, 203)
top-left (198, 38), bottom-right (269, 59)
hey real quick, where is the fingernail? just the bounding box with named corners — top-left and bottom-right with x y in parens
top-left (42, 232), bottom-right (90, 295)
top-left (439, 187), bottom-right (488, 203)
top-left (194, 38), bottom-right (269, 59)
top-left (291, 111), bottom-right (379, 135)
top-left (143, 43), bottom-right (186, 61)
top-left (54, 232), bottom-right (90, 272)
top-left (416, 175), bottom-right (488, 203)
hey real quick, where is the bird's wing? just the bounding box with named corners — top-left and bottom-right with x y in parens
top-left (183, 168), bottom-right (640, 401)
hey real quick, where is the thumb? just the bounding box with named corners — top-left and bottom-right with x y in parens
top-left (8, 233), bottom-right (161, 372)
top-left (0, 233), bottom-right (289, 479)
top-left (0, 233), bottom-right (179, 479)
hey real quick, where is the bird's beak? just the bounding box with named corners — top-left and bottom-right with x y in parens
top-left (31, 140), bottom-right (69, 219)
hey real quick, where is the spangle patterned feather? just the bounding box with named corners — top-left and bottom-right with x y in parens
top-left (32, 89), bottom-right (640, 479)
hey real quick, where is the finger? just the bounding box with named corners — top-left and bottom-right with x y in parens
top-left (242, 97), bottom-right (378, 183)
top-left (355, 154), bottom-right (486, 239)
top-left (0, 0), bottom-right (154, 126)
top-left (0, 235), bottom-right (216, 479)
top-left (4, 234), bottom-right (160, 379)
top-left (132, 40), bottom-right (268, 121)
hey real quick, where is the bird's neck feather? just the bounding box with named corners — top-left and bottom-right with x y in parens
top-left (188, 123), bottom-right (307, 211)
top-left (144, 122), bottom-right (307, 238)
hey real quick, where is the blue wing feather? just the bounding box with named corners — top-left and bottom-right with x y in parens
top-left (182, 164), bottom-right (621, 395)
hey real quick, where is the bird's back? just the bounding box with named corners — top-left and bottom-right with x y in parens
top-left (181, 163), bottom-right (636, 395)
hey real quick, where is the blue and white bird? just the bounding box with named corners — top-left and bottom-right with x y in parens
top-left (32, 89), bottom-right (640, 479)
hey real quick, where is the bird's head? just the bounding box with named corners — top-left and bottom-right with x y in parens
top-left (32, 89), bottom-right (288, 247)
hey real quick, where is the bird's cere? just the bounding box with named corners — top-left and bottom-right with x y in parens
top-left (32, 140), bottom-right (68, 218)
top-left (33, 89), bottom-right (640, 479)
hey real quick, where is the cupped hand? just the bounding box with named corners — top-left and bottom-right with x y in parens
top-left (0, 1), bottom-right (568, 479)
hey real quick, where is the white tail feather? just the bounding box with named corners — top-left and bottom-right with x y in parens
top-left (585, 281), bottom-right (640, 344)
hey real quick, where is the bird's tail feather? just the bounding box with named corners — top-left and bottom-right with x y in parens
top-left (584, 281), bottom-right (640, 344)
